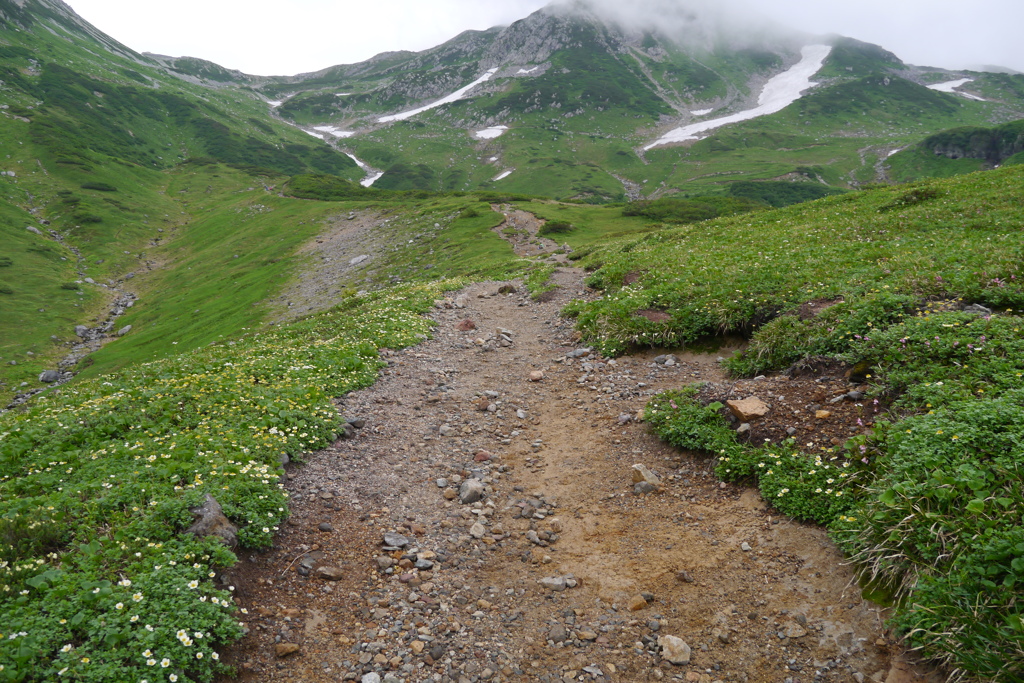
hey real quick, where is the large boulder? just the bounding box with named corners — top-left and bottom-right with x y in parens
top-left (38, 370), bottom-right (60, 383)
top-left (727, 397), bottom-right (769, 422)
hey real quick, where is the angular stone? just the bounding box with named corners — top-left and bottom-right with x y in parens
top-left (627, 594), bottom-right (648, 611)
top-left (658, 635), bottom-right (691, 665)
top-left (815, 410), bottom-right (832, 420)
top-left (456, 319), bottom-right (477, 332)
top-left (631, 464), bottom-right (660, 486)
top-left (548, 624), bottom-right (568, 643)
top-left (726, 397), bottom-right (769, 422)
top-left (458, 479), bottom-right (485, 504)
top-left (469, 522), bottom-right (486, 539)
top-left (410, 640), bottom-right (425, 655)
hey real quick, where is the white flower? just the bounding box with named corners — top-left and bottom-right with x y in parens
top-left (160, 658), bottom-right (170, 668)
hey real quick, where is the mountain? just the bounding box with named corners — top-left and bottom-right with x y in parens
top-left (242, 0), bottom-right (1024, 199)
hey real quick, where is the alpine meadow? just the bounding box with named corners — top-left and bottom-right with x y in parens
top-left (0, 1), bottom-right (1023, 682)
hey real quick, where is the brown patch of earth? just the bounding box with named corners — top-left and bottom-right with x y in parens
top-left (217, 266), bottom-right (943, 683)
top-left (491, 205), bottom-right (572, 264)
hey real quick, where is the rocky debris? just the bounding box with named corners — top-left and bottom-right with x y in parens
top-left (186, 494), bottom-right (237, 547)
top-left (658, 635), bottom-right (692, 664)
top-left (455, 318), bottom-right (477, 332)
top-left (963, 303), bottom-right (992, 316)
top-left (653, 354), bottom-right (678, 366)
top-left (727, 397), bottom-right (769, 422)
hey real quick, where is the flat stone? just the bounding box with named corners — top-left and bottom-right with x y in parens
top-left (275, 643), bottom-right (300, 658)
top-left (383, 532), bottom-right (410, 548)
top-left (783, 621), bottom-right (808, 639)
top-left (727, 397), bottom-right (769, 422)
top-left (658, 635), bottom-right (691, 665)
top-left (316, 566), bottom-right (344, 581)
top-left (538, 576), bottom-right (568, 591)
top-left (815, 410), bottom-right (832, 420)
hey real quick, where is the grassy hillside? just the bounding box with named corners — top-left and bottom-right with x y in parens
top-left (561, 165), bottom-right (1024, 681)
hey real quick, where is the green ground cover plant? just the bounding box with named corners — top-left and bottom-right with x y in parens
top-left (628, 167), bottom-right (1024, 680)
top-left (0, 280), bottom-right (455, 682)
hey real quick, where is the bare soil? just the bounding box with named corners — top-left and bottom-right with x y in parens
top-left (216, 211), bottom-right (942, 683)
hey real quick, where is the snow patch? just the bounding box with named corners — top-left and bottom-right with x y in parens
top-left (489, 156), bottom-right (498, 162)
top-left (494, 170), bottom-right (514, 181)
top-left (476, 126), bottom-right (508, 139)
top-left (314, 125), bottom-right (355, 138)
top-left (345, 153), bottom-right (384, 187)
top-left (304, 130), bottom-right (325, 140)
top-left (928, 78), bottom-right (986, 101)
top-left (887, 148), bottom-right (905, 158)
top-left (645, 45), bottom-right (832, 151)
top-left (518, 66), bottom-right (539, 75)
top-left (335, 93), bottom-right (351, 97)
top-left (267, 100), bottom-right (283, 108)
top-left (378, 68), bottom-right (500, 123)
top-left (691, 108), bottom-right (714, 116)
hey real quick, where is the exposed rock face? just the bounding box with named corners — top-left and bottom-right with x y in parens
top-left (187, 494), bottom-right (238, 547)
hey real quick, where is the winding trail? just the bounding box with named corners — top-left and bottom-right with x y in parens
top-left (221, 226), bottom-right (938, 683)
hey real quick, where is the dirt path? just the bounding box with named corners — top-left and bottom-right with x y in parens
top-left (491, 205), bottom-right (572, 264)
top-left (221, 266), bottom-right (940, 683)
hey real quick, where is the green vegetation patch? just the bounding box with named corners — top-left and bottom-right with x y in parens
top-left (565, 167), bottom-right (1024, 357)
top-left (0, 280), bottom-right (454, 682)
top-left (622, 196), bottom-right (766, 222)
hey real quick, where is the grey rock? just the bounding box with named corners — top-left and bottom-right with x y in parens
top-left (634, 481), bottom-right (656, 495)
top-left (74, 325), bottom-right (89, 338)
top-left (847, 391), bottom-right (866, 401)
top-left (538, 576), bottom-right (568, 591)
top-left (349, 255), bottom-right (369, 266)
top-left (436, 478), bottom-right (449, 488)
top-left (786, 427), bottom-right (798, 436)
top-left (375, 556), bottom-right (394, 570)
top-left (25, 226), bottom-right (42, 235)
top-left (317, 522), bottom-right (334, 532)
top-left (741, 542), bottom-right (752, 552)
top-left (631, 463), bottom-right (661, 486)
top-left (414, 558), bottom-right (434, 570)
top-left (459, 479), bottom-right (485, 504)
top-left (963, 304), bottom-right (992, 315)
top-left (439, 424), bottom-right (455, 437)
top-left (548, 624), bottom-right (568, 643)
top-left (383, 532), bottom-right (410, 548)
top-left (38, 370), bottom-right (60, 383)
top-left (117, 325), bottom-right (132, 337)
top-left (186, 494), bottom-right (238, 547)
top-left (469, 522), bottom-right (486, 539)
top-left (361, 673), bottom-right (381, 683)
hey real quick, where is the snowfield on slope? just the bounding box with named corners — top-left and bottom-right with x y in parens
top-left (928, 78), bottom-right (987, 101)
top-left (645, 45), bottom-right (832, 150)
top-left (378, 68), bottom-right (500, 123)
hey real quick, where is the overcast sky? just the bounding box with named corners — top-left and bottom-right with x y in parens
top-left (66, 0), bottom-right (1024, 76)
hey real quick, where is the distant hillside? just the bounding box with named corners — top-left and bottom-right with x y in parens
top-left (887, 119), bottom-right (1024, 182)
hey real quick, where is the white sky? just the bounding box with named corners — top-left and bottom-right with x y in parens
top-left (65, 0), bottom-right (1024, 76)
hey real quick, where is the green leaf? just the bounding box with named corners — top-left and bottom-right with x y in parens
top-left (879, 489), bottom-right (897, 507)
top-left (966, 499), bottom-right (986, 514)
